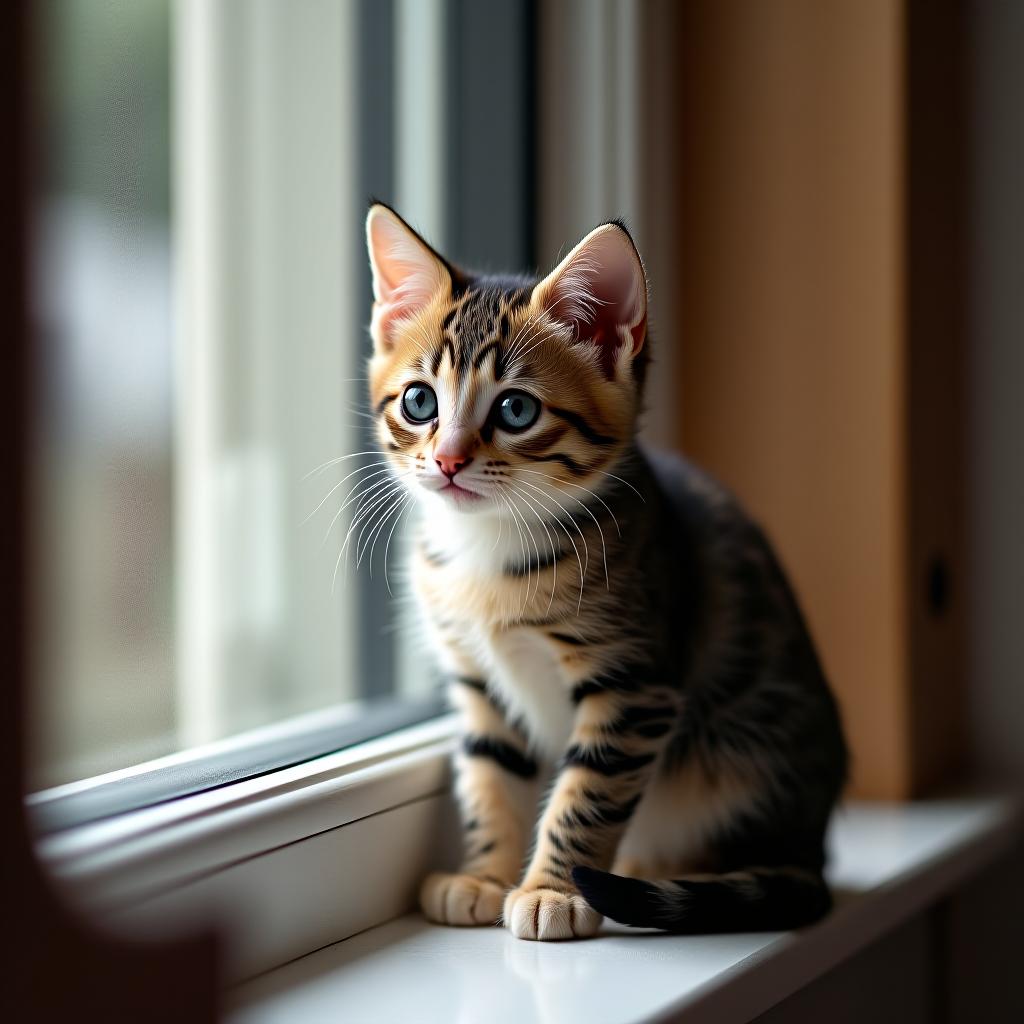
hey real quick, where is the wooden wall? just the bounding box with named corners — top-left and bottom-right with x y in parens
top-left (673, 0), bottom-right (965, 798)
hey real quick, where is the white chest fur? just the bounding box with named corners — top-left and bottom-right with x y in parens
top-left (415, 503), bottom-right (575, 761)
top-left (481, 627), bottom-right (574, 760)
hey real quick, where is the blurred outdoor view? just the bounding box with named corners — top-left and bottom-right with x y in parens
top-left (29, 0), bottom-right (442, 792)
top-left (32, 0), bottom-right (176, 787)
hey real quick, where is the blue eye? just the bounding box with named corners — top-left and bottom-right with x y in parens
top-left (402, 384), bottom-right (438, 423)
top-left (495, 391), bottom-right (540, 432)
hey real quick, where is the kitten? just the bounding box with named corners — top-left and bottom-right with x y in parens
top-left (364, 203), bottom-right (848, 941)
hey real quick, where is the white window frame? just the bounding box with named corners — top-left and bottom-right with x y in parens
top-left (37, 716), bottom-right (460, 983)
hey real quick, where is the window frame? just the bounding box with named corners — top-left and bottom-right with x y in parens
top-left (37, 715), bottom-right (460, 983)
top-left (28, 695), bottom-right (447, 834)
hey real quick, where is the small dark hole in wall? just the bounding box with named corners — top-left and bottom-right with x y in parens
top-left (927, 555), bottom-right (950, 618)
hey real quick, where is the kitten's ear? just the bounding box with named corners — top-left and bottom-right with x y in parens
top-left (531, 222), bottom-right (648, 373)
top-left (366, 204), bottom-right (451, 351)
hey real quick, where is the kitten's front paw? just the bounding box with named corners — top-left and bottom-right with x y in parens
top-left (420, 872), bottom-right (506, 927)
top-left (503, 886), bottom-right (603, 941)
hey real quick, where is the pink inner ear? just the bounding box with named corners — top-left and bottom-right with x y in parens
top-left (630, 314), bottom-right (647, 354)
top-left (545, 237), bottom-right (647, 377)
top-left (580, 303), bottom-right (643, 378)
top-left (367, 208), bottom-right (448, 349)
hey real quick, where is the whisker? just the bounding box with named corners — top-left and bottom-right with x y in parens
top-left (512, 472), bottom-right (610, 589)
top-left (304, 460), bottom-right (395, 524)
top-left (303, 449), bottom-right (415, 481)
top-left (507, 326), bottom-right (551, 370)
top-left (332, 474), bottom-right (413, 592)
top-left (515, 489), bottom-right (546, 607)
top-left (591, 466), bottom-right (645, 501)
top-left (360, 490), bottom-right (410, 573)
top-left (320, 469), bottom-right (404, 547)
top-left (351, 480), bottom-right (409, 564)
top-left (509, 478), bottom-right (589, 580)
top-left (505, 478), bottom-right (587, 613)
top-left (506, 488), bottom-right (540, 606)
top-left (511, 466), bottom-right (622, 538)
top-left (502, 479), bottom-right (559, 613)
top-left (497, 492), bottom-right (530, 619)
top-left (382, 494), bottom-right (415, 595)
top-left (504, 309), bottom-right (543, 365)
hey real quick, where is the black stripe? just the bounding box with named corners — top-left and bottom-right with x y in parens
top-left (463, 735), bottom-right (538, 779)
top-left (420, 544), bottom-right (449, 567)
top-left (547, 829), bottom-right (567, 853)
top-left (472, 339), bottom-right (506, 379)
top-left (548, 632), bottom-right (587, 646)
top-left (562, 793), bottom-right (642, 828)
top-left (571, 670), bottom-right (655, 705)
top-left (610, 704), bottom-right (677, 731)
top-left (384, 412), bottom-right (416, 448)
top-left (504, 546), bottom-right (564, 578)
top-left (511, 423), bottom-right (569, 457)
top-left (563, 743), bottom-right (656, 777)
top-left (522, 451), bottom-right (592, 476)
top-left (376, 392), bottom-right (398, 414)
top-left (633, 722), bottom-right (672, 739)
top-left (509, 287), bottom-right (531, 310)
top-left (594, 795), bottom-right (642, 824)
top-left (452, 676), bottom-right (512, 719)
top-left (547, 406), bottom-right (616, 446)
top-left (571, 680), bottom-right (605, 704)
top-left (566, 833), bottom-right (596, 856)
top-left (432, 339), bottom-right (457, 376)
top-left (441, 306), bottom-right (458, 333)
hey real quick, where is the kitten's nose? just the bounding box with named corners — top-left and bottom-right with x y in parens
top-left (435, 452), bottom-right (473, 479)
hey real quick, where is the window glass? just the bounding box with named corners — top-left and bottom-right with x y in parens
top-left (32, 0), bottom-right (176, 788)
top-left (29, 0), bottom-right (529, 795)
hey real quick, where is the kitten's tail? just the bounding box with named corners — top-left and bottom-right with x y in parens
top-left (572, 864), bottom-right (831, 933)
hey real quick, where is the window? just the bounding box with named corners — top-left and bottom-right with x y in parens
top-left (29, 0), bottom-right (533, 819)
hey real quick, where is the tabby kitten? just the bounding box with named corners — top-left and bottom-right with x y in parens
top-left (364, 203), bottom-right (847, 941)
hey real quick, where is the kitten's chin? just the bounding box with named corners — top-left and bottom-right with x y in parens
top-left (424, 483), bottom-right (490, 513)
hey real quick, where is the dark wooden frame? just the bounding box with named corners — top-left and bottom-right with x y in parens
top-left (1, 4), bottom-right (219, 1018)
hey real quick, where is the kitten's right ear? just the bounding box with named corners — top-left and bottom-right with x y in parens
top-left (366, 204), bottom-right (451, 352)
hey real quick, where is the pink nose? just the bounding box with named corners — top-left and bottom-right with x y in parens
top-left (435, 452), bottom-right (473, 479)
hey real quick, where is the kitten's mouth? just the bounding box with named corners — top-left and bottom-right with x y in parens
top-left (440, 481), bottom-right (484, 505)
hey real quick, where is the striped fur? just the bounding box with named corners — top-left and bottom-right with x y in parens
top-left (365, 204), bottom-right (847, 941)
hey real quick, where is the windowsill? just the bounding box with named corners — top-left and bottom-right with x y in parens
top-left (228, 796), bottom-right (1022, 1024)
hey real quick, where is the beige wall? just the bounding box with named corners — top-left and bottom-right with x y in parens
top-left (674, 1), bottom-right (966, 798)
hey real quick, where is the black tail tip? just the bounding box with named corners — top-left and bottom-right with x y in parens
top-left (572, 865), bottom-right (657, 926)
top-left (571, 865), bottom-right (607, 893)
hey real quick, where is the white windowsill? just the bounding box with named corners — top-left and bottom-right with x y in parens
top-left (228, 796), bottom-right (1021, 1024)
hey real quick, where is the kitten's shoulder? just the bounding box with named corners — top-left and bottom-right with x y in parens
top-left (639, 444), bottom-right (734, 521)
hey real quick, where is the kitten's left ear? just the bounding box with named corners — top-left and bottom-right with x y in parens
top-left (366, 203), bottom-right (452, 352)
top-left (531, 221), bottom-right (648, 374)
